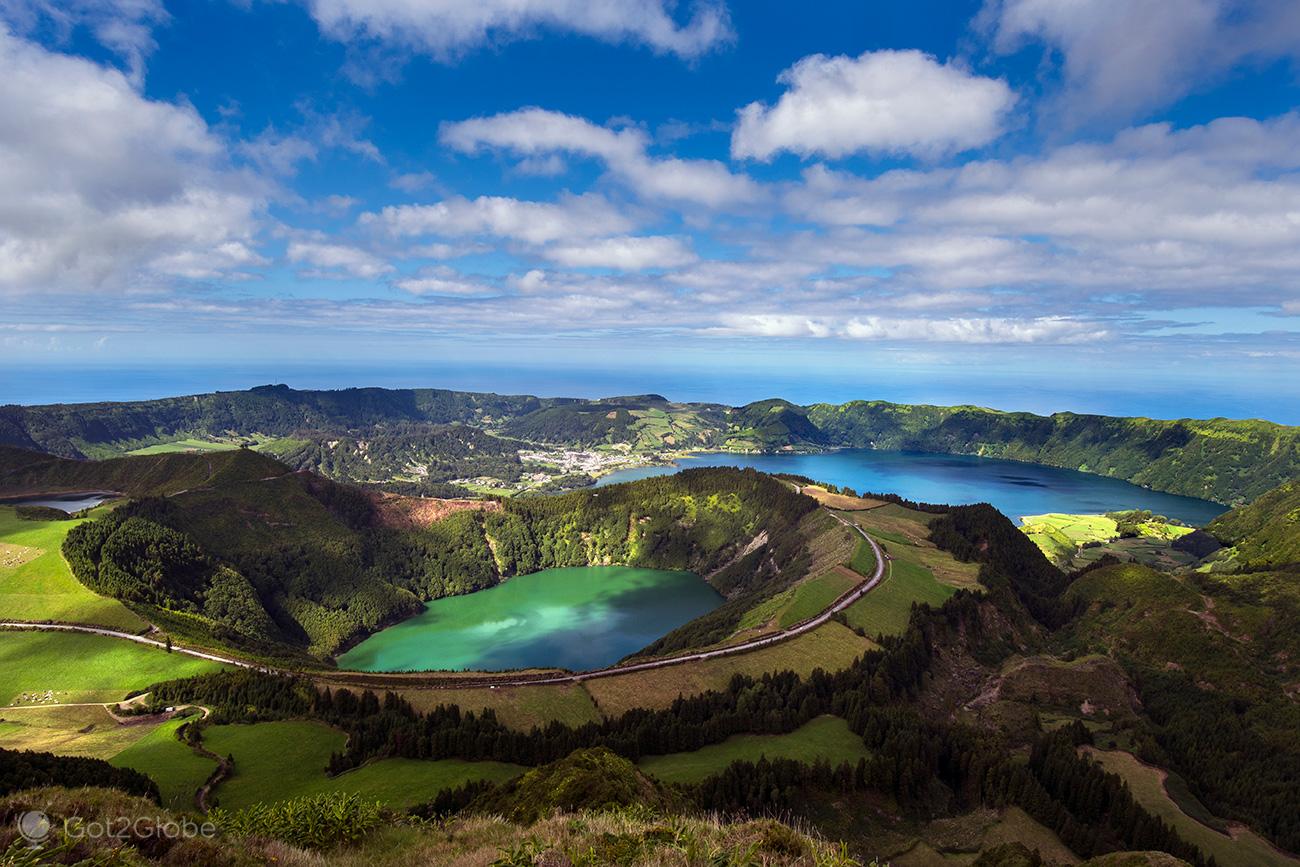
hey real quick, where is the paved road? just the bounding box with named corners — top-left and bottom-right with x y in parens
top-left (0, 621), bottom-right (264, 671)
top-left (0, 508), bottom-right (888, 690)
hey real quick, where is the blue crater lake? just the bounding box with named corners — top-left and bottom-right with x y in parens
top-left (337, 566), bottom-right (721, 673)
top-left (596, 450), bottom-right (1227, 526)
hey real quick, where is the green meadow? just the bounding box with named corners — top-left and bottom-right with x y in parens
top-left (638, 715), bottom-right (870, 784)
top-left (0, 507), bottom-right (145, 631)
top-left (0, 631), bottom-right (226, 705)
top-left (125, 439), bottom-right (244, 456)
top-left (777, 569), bottom-right (859, 628)
top-left (204, 720), bottom-right (523, 810)
top-left (844, 541), bottom-right (957, 638)
top-left (111, 715), bottom-right (216, 810)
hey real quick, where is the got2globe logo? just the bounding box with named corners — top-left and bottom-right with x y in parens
top-left (17, 810), bottom-right (51, 845)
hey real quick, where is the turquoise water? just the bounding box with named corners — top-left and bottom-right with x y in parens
top-left (337, 566), bottom-right (721, 673)
top-left (596, 450), bottom-right (1227, 525)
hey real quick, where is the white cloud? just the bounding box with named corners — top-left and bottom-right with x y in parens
top-left (389, 171), bottom-right (437, 193)
top-left (720, 313), bottom-right (1095, 343)
top-left (783, 113), bottom-right (1300, 305)
top-left (287, 240), bottom-right (392, 279)
top-left (0, 0), bottom-right (167, 84)
top-left (732, 50), bottom-right (1016, 161)
top-left (543, 235), bottom-right (696, 270)
top-left (442, 108), bottom-right (762, 207)
top-left (0, 27), bottom-right (264, 293)
top-left (301, 0), bottom-right (732, 61)
top-left (361, 193), bottom-right (635, 245)
top-left (982, 0), bottom-right (1300, 124)
top-left (394, 266), bottom-right (498, 297)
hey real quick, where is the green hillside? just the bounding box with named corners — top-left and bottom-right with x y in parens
top-left (5, 385), bottom-right (1298, 503)
top-left (1205, 477), bottom-right (1300, 568)
top-left (13, 444), bottom-right (817, 660)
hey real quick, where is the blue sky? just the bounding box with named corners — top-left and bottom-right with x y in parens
top-left (2, 0), bottom-right (1300, 420)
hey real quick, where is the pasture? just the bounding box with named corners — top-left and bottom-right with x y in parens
top-left (1085, 748), bottom-right (1297, 867)
top-left (845, 557), bottom-right (956, 639)
top-left (638, 715), bottom-right (870, 784)
top-left (584, 622), bottom-right (874, 716)
top-left (0, 631), bottom-right (226, 705)
top-left (110, 715), bottom-right (216, 810)
top-left (0, 507), bottom-right (145, 631)
top-left (204, 720), bottom-right (522, 810)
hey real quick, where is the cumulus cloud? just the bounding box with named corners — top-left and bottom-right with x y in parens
top-left (0, 27), bottom-right (264, 293)
top-left (300, 0), bottom-right (732, 62)
top-left (732, 50), bottom-right (1016, 161)
top-left (287, 240), bottom-right (392, 279)
top-left (783, 113), bottom-right (1300, 304)
top-left (542, 235), bottom-right (696, 270)
top-left (982, 0), bottom-right (1300, 124)
top-left (442, 108), bottom-right (762, 207)
top-left (361, 193), bottom-right (635, 245)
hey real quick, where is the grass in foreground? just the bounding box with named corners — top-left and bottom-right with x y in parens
top-left (111, 715), bottom-right (216, 810)
top-left (0, 631), bottom-right (226, 705)
top-left (0, 507), bottom-right (146, 630)
top-left (0, 786), bottom-right (863, 866)
top-left (204, 720), bottom-right (523, 810)
top-left (638, 715), bottom-right (870, 784)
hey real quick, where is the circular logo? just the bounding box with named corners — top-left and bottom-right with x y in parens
top-left (17, 810), bottom-right (51, 845)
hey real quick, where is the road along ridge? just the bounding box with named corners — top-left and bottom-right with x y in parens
top-left (0, 508), bottom-right (887, 689)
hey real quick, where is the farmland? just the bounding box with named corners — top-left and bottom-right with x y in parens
top-left (638, 715), bottom-right (870, 784)
top-left (0, 507), bottom-right (145, 631)
top-left (203, 720), bottom-right (523, 810)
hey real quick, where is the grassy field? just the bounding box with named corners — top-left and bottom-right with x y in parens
top-left (0, 704), bottom-right (158, 758)
top-left (840, 506), bottom-right (981, 591)
top-left (844, 558), bottom-right (956, 638)
top-left (386, 681), bottom-right (601, 730)
top-left (638, 715), bottom-right (870, 784)
top-left (204, 720), bottom-right (522, 810)
top-left (798, 486), bottom-right (886, 511)
top-left (585, 622), bottom-right (874, 716)
top-left (1085, 748), bottom-right (1297, 867)
top-left (777, 569), bottom-right (859, 628)
top-left (0, 631), bottom-right (226, 705)
top-left (0, 508), bottom-right (146, 630)
top-left (110, 715), bottom-right (215, 810)
top-left (125, 439), bottom-right (243, 456)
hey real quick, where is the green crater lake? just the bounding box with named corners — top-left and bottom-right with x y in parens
top-left (337, 566), bottom-right (722, 673)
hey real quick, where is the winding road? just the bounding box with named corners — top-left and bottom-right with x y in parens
top-left (0, 508), bottom-right (889, 690)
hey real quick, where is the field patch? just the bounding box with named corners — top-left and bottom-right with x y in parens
top-left (376, 681), bottom-right (601, 731)
top-left (584, 622), bottom-right (874, 716)
top-left (778, 569), bottom-right (859, 628)
top-left (0, 704), bottom-right (157, 759)
top-left (1084, 748), bottom-right (1297, 867)
top-left (845, 557), bottom-right (956, 638)
top-left (799, 486), bottom-right (886, 511)
top-left (126, 439), bottom-right (243, 455)
top-left (205, 720), bottom-right (521, 810)
top-left (0, 631), bottom-right (226, 705)
top-left (0, 507), bottom-right (146, 630)
top-left (841, 507), bottom-right (980, 590)
top-left (639, 715), bottom-right (869, 784)
top-left (111, 715), bottom-right (215, 810)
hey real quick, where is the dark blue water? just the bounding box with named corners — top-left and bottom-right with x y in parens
top-left (596, 450), bottom-right (1227, 525)
top-left (0, 493), bottom-right (115, 513)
